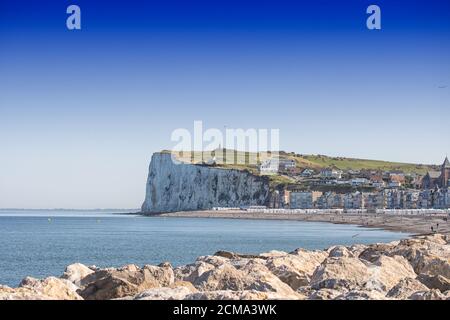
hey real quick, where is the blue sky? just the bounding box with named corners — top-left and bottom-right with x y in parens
top-left (0, 0), bottom-right (449, 208)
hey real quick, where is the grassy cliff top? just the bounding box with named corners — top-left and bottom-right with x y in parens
top-left (291, 153), bottom-right (434, 175)
top-left (162, 150), bottom-right (437, 176)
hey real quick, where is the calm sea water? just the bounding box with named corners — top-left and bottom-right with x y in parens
top-left (0, 210), bottom-right (409, 287)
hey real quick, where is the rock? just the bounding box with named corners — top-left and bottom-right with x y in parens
top-left (192, 260), bottom-right (301, 299)
top-left (239, 261), bottom-right (301, 298)
top-left (265, 253), bottom-right (322, 290)
top-left (196, 255), bottom-right (230, 267)
top-left (158, 262), bottom-right (173, 268)
top-left (328, 246), bottom-right (355, 258)
top-left (289, 248), bottom-right (328, 267)
top-left (192, 264), bottom-right (248, 291)
top-left (79, 264), bottom-right (174, 300)
top-left (409, 289), bottom-right (446, 300)
top-left (420, 234), bottom-right (448, 245)
top-left (0, 285), bottom-right (53, 300)
top-left (118, 264), bottom-right (140, 272)
top-left (174, 261), bottom-right (215, 283)
top-left (133, 282), bottom-right (197, 300)
top-left (265, 249), bottom-right (328, 290)
top-left (364, 255), bottom-right (417, 292)
top-left (0, 277), bottom-right (83, 300)
top-left (359, 244), bottom-right (393, 263)
top-left (336, 290), bottom-right (387, 300)
top-left (260, 250), bottom-right (289, 258)
top-left (417, 274), bottom-right (450, 292)
top-left (414, 254), bottom-right (450, 279)
top-left (445, 290), bottom-right (450, 299)
top-left (307, 288), bottom-right (343, 300)
top-left (61, 263), bottom-right (94, 286)
top-left (143, 264), bottom-right (175, 287)
top-left (386, 278), bottom-right (429, 299)
top-left (185, 290), bottom-right (270, 300)
top-left (387, 236), bottom-right (450, 278)
top-left (185, 289), bottom-right (305, 300)
top-left (311, 257), bottom-right (371, 290)
top-left (347, 244), bottom-right (368, 257)
top-left (214, 251), bottom-right (261, 260)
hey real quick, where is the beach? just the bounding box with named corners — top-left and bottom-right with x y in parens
top-left (155, 210), bottom-right (450, 235)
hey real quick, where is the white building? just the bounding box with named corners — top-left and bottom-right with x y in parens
top-left (320, 168), bottom-right (343, 179)
top-left (351, 178), bottom-right (369, 186)
top-left (259, 158), bottom-right (279, 174)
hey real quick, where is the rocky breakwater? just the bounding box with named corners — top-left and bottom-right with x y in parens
top-left (1, 234), bottom-right (450, 300)
top-left (141, 152), bottom-right (270, 213)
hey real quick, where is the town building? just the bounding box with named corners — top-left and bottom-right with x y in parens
top-left (300, 168), bottom-right (315, 177)
top-left (422, 157), bottom-right (450, 189)
top-left (279, 159), bottom-right (296, 170)
top-left (259, 158), bottom-right (279, 174)
top-left (290, 191), bottom-right (322, 209)
top-left (320, 168), bottom-right (343, 179)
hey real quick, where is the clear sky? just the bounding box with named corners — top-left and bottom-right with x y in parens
top-left (0, 0), bottom-right (449, 209)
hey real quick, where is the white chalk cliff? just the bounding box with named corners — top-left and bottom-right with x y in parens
top-left (141, 152), bottom-right (270, 213)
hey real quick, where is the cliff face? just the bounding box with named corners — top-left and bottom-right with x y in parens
top-left (141, 152), bottom-right (270, 213)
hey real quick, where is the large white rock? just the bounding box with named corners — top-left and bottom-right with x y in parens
top-left (0, 277), bottom-right (83, 300)
top-left (364, 255), bottom-right (417, 293)
top-left (61, 263), bottom-right (94, 286)
top-left (141, 152), bottom-right (270, 213)
top-left (310, 257), bottom-right (371, 290)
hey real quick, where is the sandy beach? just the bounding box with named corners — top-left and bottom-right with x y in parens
top-left (151, 210), bottom-right (450, 235)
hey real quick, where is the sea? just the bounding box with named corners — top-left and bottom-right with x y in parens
top-left (0, 209), bottom-right (409, 287)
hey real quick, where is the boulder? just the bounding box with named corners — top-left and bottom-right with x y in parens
top-left (289, 248), bottom-right (328, 268)
top-left (185, 289), bottom-right (305, 300)
top-left (214, 251), bottom-right (262, 260)
top-left (417, 274), bottom-right (450, 292)
top-left (239, 260), bottom-right (302, 298)
top-left (265, 249), bottom-right (328, 290)
top-left (409, 289), bottom-right (446, 300)
top-left (310, 257), bottom-right (371, 290)
top-left (265, 254), bottom-right (312, 290)
top-left (347, 244), bottom-right (368, 257)
top-left (185, 290), bottom-right (270, 300)
top-left (307, 288), bottom-right (343, 300)
top-left (61, 263), bottom-right (94, 286)
top-left (359, 243), bottom-right (393, 263)
top-left (387, 236), bottom-right (450, 278)
top-left (0, 277), bottom-right (84, 300)
top-left (196, 255), bottom-right (230, 267)
top-left (192, 260), bottom-right (300, 299)
top-left (133, 282), bottom-right (197, 300)
top-left (364, 255), bottom-right (416, 292)
top-left (193, 263), bottom-right (249, 292)
top-left (0, 285), bottom-right (53, 300)
top-left (260, 250), bottom-right (290, 258)
top-left (79, 264), bottom-right (174, 300)
top-left (336, 290), bottom-right (387, 300)
top-left (174, 261), bottom-right (215, 283)
top-left (143, 264), bottom-right (175, 287)
top-left (386, 278), bottom-right (429, 299)
top-left (328, 246), bottom-right (355, 258)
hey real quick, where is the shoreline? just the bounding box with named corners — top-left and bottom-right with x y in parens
top-left (142, 210), bottom-right (450, 236)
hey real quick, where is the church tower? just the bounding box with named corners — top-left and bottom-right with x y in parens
top-left (442, 156), bottom-right (450, 188)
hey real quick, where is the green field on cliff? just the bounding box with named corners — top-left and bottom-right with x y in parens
top-left (291, 153), bottom-right (434, 175)
top-left (165, 149), bottom-right (436, 176)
